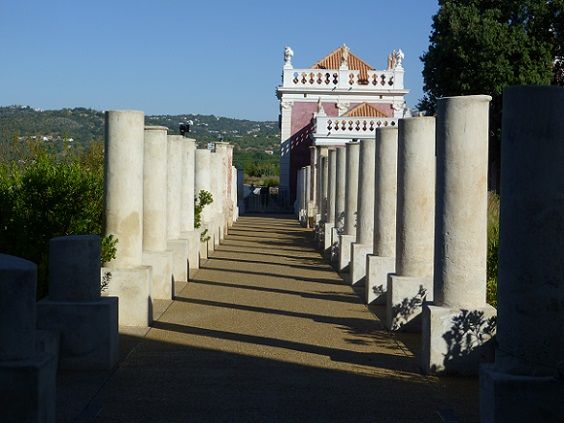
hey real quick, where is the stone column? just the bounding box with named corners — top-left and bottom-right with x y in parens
top-left (338, 142), bottom-right (360, 272)
top-left (237, 168), bottom-right (245, 216)
top-left (308, 146), bottom-right (318, 226)
top-left (481, 86), bottom-right (564, 421)
top-left (180, 137), bottom-right (200, 273)
top-left (38, 236), bottom-right (118, 369)
top-left (304, 166), bottom-right (312, 227)
top-left (422, 95), bottom-right (496, 375)
top-left (316, 155), bottom-right (328, 249)
top-left (0, 254), bottom-right (56, 422)
top-left (386, 118), bottom-right (435, 330)
top-left (366, 127), bottom-right (398, 304)
top-left (167, 135), bottom-right (190, 283)
top-left (215, 143), bottom-right (233, 235)
top-left (102, 110), bottom-right (152, 326)
top-left (350, 138), bottom-right (375, 285)
top-left (195, 148), bottom-right (213, 257)
top-left (142, 126), bottom-right (173, 300)
top-left (323, 150), bottom-right (337, 254)
top-left (209, 151), bottom-right (223, 247)
top-left (231, 166), bottom-right (239, 222)
top-left (332, 147), bottom-right (346, 262)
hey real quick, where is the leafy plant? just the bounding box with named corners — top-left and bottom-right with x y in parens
top-left (194, 190), bottom-right (213, 242)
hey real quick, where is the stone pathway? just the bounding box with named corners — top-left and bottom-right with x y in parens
top-left (84, 215), bottom-right (479, 422)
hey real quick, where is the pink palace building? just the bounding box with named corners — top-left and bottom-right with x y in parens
top-left (276, 44), bottom-right (410, 205)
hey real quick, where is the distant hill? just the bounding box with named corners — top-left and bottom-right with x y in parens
top-left (0, 105), bottom-right (280, 154)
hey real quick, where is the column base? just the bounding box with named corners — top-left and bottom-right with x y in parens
top-left (386, 274), bottom-right (433, 331)
top-left (0, 354), bottom-right (57, 423)
top-left (365, 255), bottom-right (395, 304)
top-left (167, 239), bottom-right (189, 282)
top-left (330, 227), bottom-right (340, 264)
top-left (350, 243), bottom-right (373, 285)
top-left (142, 250), bottom-right (173, 300)
top-left (323, 223), bottom-right (334, 257)
top-left (338, 234), bottom-right (356, 272)
top-left (422, 304), bottom-right (496, 375)
top-left (102, 266), bottom-right (152, 326)
top-left (37, 297), bottom-right (119, 369)
top-left (480, 364), bottom-right (564, 423)
top-left (181, 230), bottom-right (201, 271)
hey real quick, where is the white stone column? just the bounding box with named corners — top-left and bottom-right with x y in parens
top-left (303, 166), bottom-right (312, 227)
top-left (37, 235), bottom-right (118, 369)
top-left (386, 118), bottom-right (435, 330)
top-left (323, 150), bottom-right (337, 254)
top-left (316, 154), bottom-right (328, 249)
top-left (167, 135), bottom-right (190, 283)
top-left (0, 254), bottom-right (56, 422)
top-left (142, 126), bottom-right (173, 300)
top-left (422, 95), bottom-right (496, 375)
top-left (338, 141), bottom-right (360, 272)
top-left (332, 147), bottom-right (346, 262)
top-left (481, 86), bottom-right (564, 422)
top-left (279, 100), bottom-right (293, 203)
top-left (237, 168), bottom-right (245, 216)
top-left (366, 127), bottom-right (398, 304)
top-left (308, 146), bottom-right (318, 226)
top-left (179, 137), bottom-right (200, 273)
top-left (350, 138), bottom-right (375, 285)
top-left (215, 143), bottom-right (234, 232)
top-left (209, 150), bottom-right (223, 247)
top-left (231, 166), bottom-right (239, 222)
top-left (102, 110), bottom-right (152, 326)
top-left (195, 148), bottom-right (213, 257)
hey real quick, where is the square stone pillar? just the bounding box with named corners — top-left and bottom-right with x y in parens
top-left (480, 87), bottom-right (564, 421)
top-left (38, 236), bottom-right (118, 369)
top-left (1, 254), bottom-right (56, 422)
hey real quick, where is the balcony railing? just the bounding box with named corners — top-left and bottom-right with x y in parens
top-left (281, 68), bottom-right (405, 91)
top-left (313, 116), bottom-right (398, 140)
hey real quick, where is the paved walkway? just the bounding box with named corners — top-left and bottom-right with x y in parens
top-left (84, 215), bottom-right (478, 422)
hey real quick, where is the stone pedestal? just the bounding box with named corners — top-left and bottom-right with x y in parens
top-left (350, 138), bottom-right (376, 285)
top-left (102, 266), bottom-right (152, 326)
top-left (0, 254), bottom-right (56, 423)
top-left (181, 230), bottom-right (200, 273)
top-left (480, 87), bottom-right (564, 421)
top-left (366, 127), bottom-right (398, 303)
top-left (37, 236), bottom-right (119, 369)
top-left (338, 234), bottom-right (355, 273)
top-left (422, 95), bottom-right (495, 375)
top-left (323, 222), bottom-right (334, 257)
top-left (387, 117), bottom-right (435, 331)
top-left (167, 239), bottom-right (189, 283)
top-left (366, 255), bottom-right (395, 304)
top-left (350, 243), bottom-right (372, 285)
top-left (142, 250), bottom-right (173, 299)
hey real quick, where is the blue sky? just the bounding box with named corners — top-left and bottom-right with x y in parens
top-left (0, 0), bottom-right (439, 121)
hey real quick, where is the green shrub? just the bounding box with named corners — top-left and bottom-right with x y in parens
top-left (0, 142), bottom-right (114, 298)
top-left (486, 192), bottom-right (500, 308)
top-left (194, 190), bottom-right (213, 242)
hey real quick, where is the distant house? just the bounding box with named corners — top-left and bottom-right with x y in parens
top-left (276, 44), bottom-right (409, 203)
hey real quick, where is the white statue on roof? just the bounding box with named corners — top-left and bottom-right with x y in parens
top-left (284, 46), bottom-right (294, 68)
top-left (340, 43), bottom-right (350, 69)
top-left (394, 49), bottom-right (405, 69)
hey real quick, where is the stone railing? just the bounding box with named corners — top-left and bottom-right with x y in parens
top-left (282, 68), bottom-right (404, 91)
top-left (314, 115), bottom-right (398, 139)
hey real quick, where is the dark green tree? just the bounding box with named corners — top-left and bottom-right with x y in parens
top-left (419, 0), bottom-right (562, 188)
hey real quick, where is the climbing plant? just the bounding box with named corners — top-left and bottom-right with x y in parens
top-left (194, 190), bottom-right (213, 242)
